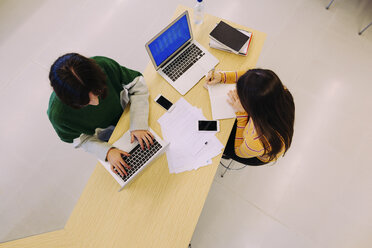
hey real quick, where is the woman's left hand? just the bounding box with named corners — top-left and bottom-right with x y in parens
top-left (227, 90), bottom-right (245, 113)
top-left (130, 130), bottom-right (154, 150)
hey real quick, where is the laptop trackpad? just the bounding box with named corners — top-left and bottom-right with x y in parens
top-left (185, 64), bottom-right (205, 83)
top-left (172, 63), bottom-right (207, 95)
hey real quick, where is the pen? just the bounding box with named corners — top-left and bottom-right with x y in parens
top-left (210, 69), bottom-right (215, 82)
top-left (204, 69), bottom-right (215, 89)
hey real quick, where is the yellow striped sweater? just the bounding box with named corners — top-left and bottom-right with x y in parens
top-left (220, 71), bottom-right (284, 162)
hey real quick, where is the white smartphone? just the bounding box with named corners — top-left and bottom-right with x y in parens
top-left (197, 120), bottom-right (220, 132)
top-left (154, 94), bottom-right (175, 112)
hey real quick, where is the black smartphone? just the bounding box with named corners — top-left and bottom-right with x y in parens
top-left (154, 94), bottom-right (174, 112)
top-left (198, 120), bottom-right (220, 132)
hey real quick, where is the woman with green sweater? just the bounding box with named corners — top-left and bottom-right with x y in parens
top-left (47, 53), bottom-right (153, 177)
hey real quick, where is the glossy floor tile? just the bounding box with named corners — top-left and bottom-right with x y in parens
top-left (1, 0), bottom-right (372, 247)
top-left (191, 181), bottom-right (274, 248)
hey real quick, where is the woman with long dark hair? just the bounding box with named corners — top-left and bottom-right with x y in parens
top-left (206, 69), bottom-right (295, 165)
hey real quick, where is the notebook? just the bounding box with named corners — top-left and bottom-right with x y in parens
top-left (209, 27), bottom-right (252, 56)
top-left (99, 128), bottom-right (169, 191)
top-left (209, 21), bottom-right (250, 54)
top-left (207, 83), bottom-right (236, 120)
top-left (145, 11), bottom-right (219, 95)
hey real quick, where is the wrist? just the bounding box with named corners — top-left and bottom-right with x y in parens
top-left (219, 72), bottom-right (224, 83)
top-left (236, 111), bottom-right (248, 116)
top-left (106, 147), bottom-right (116, 161)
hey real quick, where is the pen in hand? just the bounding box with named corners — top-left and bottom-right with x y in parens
top-left (209, 69), bottom-right (215, 82)
top-left (204, 69), bottom-right (221, 89)
top-left (204, 69), bottom-right (215, 89)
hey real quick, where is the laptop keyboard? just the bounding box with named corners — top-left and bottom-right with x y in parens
top-left (163, 43), bottom-right (205, 82)
top-left (114, 139), bottom-right (163, 182)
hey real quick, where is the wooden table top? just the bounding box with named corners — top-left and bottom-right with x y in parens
top-left (1, 5), bottom-right (266, 248)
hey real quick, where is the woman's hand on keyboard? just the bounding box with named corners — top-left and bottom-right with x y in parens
top-left (107, 148), bottom-right (131, 177)
top-left (131, 130), bottom-right (154, 150)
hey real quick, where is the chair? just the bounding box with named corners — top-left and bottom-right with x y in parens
top-left (219, 155), bottom-right (268, 177)
top-left (220, 120), bottom-right (268, 177)
top-left (325, 0), bottom-right (335, 9)
top-left (325, 0), bottom-right (372, 35)
top-left (220, 158), bottom-right (237, 178)
top-left (359, 21), bottom-right (372, 35)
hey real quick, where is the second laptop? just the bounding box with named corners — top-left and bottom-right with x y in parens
top-left (145, 11), bottom-right (219, 95)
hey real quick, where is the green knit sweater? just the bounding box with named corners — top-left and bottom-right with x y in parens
top-left (47, 56), bottom-right (148, 144)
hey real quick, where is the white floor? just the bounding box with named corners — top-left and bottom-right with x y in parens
top-left (0, 0), bottom-right (372, 247)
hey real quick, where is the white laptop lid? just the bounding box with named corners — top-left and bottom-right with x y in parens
top-left (145, 11), bottom-right (193, 70)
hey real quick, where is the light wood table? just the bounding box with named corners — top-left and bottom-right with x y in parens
top-left (1, 5), bottom-right (266, 248)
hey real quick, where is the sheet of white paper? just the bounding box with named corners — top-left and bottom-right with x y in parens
top-left (192, 136), bottom-right (223, 170)
top-left (158, 98), bottom-right (224, 174)
top-left (208, 84), bottom-right (236, 120)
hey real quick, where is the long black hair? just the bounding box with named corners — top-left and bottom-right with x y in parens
top-left (49, 53), bottom-right (107, 109)
top-left (236, 69), bottom-right (295, 161)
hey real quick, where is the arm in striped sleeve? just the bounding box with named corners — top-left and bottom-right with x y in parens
top-left (234, 117), bottom-right (265, 158)
top-left (234, 112), bottom-right (248, 148)
top-left (219, 71), bottom-right (246, 84)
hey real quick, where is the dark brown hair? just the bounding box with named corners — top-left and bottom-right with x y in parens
top-left (49, 53), bottom-right (107, 109)
top-left (236, 69), bottom-right (295, 161)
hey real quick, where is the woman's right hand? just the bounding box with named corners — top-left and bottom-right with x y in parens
top-left (106, 148), bottom-right (131, 177)
top-left (205, 70), bottom-right (222, 86)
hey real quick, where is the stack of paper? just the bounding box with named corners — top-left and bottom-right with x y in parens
top-left (158, 98), bottom-right (224, 174)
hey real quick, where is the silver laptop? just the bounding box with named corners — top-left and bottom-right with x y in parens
top-left (99, 128), bottom-right (169, 191)
top-left (145, 11), bottom-right (219, 95)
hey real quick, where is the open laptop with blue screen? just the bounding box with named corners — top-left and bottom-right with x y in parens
top-left (145, 11), bottom-right (219, 95)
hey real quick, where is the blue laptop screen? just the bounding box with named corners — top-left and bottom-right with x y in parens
top-left (148, 15), bottom-right (191, 67)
